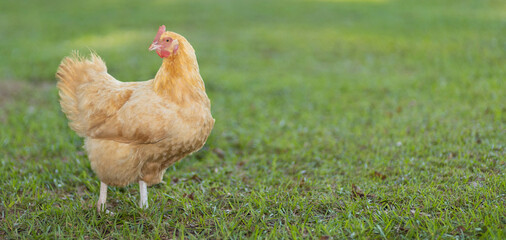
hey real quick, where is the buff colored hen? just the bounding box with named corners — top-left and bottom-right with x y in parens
top-left (56, 25), bottom-right (214, 211)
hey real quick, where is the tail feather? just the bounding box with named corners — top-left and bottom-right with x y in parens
top-left (56, 51), bottom-right (107, 136)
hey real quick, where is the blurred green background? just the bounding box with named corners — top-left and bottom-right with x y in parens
top-left (1, 0), bottom-right (505, 238)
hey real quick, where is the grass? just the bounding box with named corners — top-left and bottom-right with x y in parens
top-left (1, 0), bottom-right (505, 238)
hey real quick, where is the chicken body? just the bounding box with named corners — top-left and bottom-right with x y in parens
top-left (56, 31), bottom-right (214, 210)
top-left (83, 79), bottom-right (214, 187)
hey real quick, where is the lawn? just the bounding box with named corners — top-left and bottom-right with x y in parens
top-left (1, 0), bottom-right (505, 238)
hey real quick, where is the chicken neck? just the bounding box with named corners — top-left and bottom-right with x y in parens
top-left (153, 50), bottom-right (207, 105)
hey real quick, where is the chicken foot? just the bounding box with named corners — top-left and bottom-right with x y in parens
top-left (97, 181), bottom-right (107, 212)
top-left (139, 180), bottom-right (148, 209)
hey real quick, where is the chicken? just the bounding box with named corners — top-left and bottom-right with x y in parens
top-left (56, 25), bottom-right (214, 211)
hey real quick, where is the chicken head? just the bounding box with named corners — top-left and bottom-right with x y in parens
top-left (149, 25), bottom-right (179, 58)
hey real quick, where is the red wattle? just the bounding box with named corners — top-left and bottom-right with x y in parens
top-left (157, 50), bottom-right (171, 58)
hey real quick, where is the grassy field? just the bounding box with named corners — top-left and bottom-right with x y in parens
top-left (1, 0), bottom-right (505, 238)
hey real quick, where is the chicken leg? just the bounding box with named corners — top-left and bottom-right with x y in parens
top-left (139, 180), bottom-right (148, 209)
top-left (97, 181), bottom-right (107, 212)
top-left (96, 181), bottom-right (147, 211)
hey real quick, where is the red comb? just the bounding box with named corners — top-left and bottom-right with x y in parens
top-left (153, 25), bottom-right (166, 43)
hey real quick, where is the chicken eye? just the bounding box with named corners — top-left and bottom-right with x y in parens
top-left (166, 39), bottom-right (170, 42)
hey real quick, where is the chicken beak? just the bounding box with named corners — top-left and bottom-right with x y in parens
top-left (149, 43), bottom-right (161, 51)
